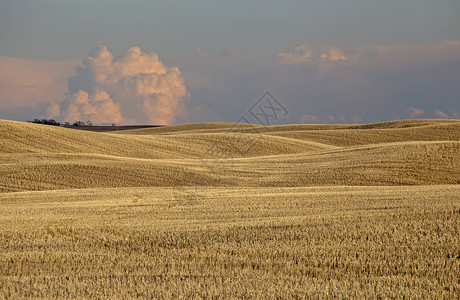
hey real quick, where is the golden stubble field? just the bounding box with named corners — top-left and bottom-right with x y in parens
top-left (0, 119), bottom-right (459, 298)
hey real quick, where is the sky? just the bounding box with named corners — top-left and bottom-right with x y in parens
top-left (1, 0), bottom-right (460, 125)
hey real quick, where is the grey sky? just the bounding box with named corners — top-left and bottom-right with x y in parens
top-left (2, 0), bottom-right (459, 61)
top-left (1, 1), bottom-right (459, 124)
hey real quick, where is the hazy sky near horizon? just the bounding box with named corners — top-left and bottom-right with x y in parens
top-left (1, 0), bottom-right (460, 124)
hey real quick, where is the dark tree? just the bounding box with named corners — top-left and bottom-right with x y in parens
top-left (28, 119), bottom-right (61, 126)
top-left (72, 121), bottom-right (85, 127)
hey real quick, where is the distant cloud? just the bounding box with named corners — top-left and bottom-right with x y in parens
top-left (328, 115), bottom-right (348, 123)
top-left (274, 44), bottom-right (346, 65)
top-left (299, 114), bottom-right (318, 123)
top-left (271, 44), bottom-right (347, 78)
top-left (46, 102), bottom-right (61, 119)
top-left (406, 106), bottom-right (425, 118)
top-left (55, 46), bottom-right (188, 124)
top-left (434, 110), bottom-right (449, 119)
top-left (181, 40), bottom-right (460, 125)
top-left (195, 48), bottom-right (210, 58)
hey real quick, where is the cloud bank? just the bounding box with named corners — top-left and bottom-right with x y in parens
top-left (2, 41), bottom-right (460, 125)
top-left (54, 46), bottom-right (188, 124)
top-left (182, 40), bottom-right (460, 124)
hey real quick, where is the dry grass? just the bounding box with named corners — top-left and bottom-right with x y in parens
top-left (0, 119), bottom-right (459, 298)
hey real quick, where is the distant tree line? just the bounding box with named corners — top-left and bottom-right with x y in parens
top-left (28, 119), bottom-right (61, 126)
top-left (27, 119), bottom-right (94, 127)
top-left (68, 120), bottom-right (93, 127)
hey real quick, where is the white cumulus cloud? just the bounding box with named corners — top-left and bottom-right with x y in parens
top-left (53, 46), bottom-right (188, 124)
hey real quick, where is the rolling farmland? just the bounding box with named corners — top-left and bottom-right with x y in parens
top-left (1, 119), bottom-right (459, 298)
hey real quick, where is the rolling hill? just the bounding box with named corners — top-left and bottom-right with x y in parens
top-left (0, 118), bottom-right (459, 298)
top-left (1, 119), bottom-right (459, 192)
